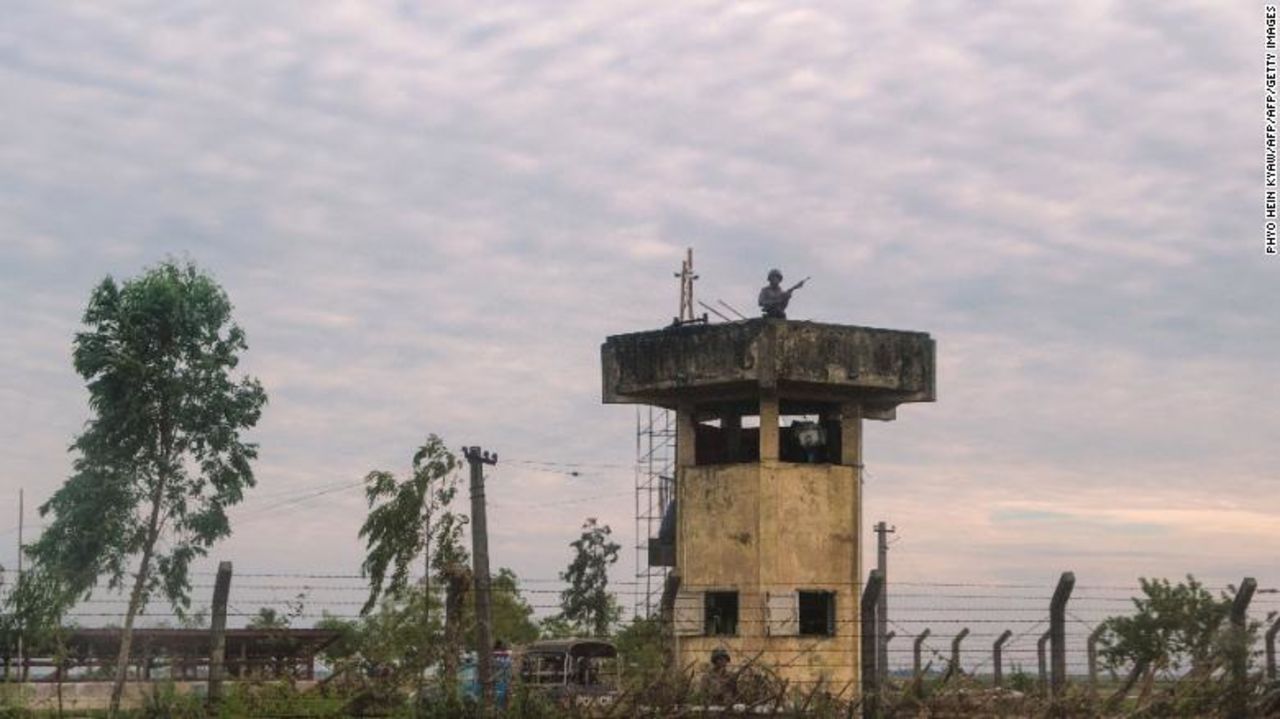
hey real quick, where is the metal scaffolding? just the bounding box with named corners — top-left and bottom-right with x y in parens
top-left (634, 405), bottom-right (675, 619)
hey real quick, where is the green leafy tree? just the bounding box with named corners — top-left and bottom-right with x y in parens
top-left (0, 569), bottom-right (81, 713)
top-left (556, 518), bottom-right (622, 637)
top-left (176, 608), bottom-right (208, 629)
top-left (0, 569), bottom-right (75, 679)
top-left (357, 588), bottom-right (441, 682)
top-left (358, 435), bottom-right (464, 615)
top-left (1098, 575), bottom-right (1259, 708)
top-left (358, 436), bottom-right (472, 706)
top-left (430, 496), bottom-right (470, 580)
top-left (613, 616), bottom-right (666, 686)
top-left (27, 261), bottom-right (267, 715)
top-left (464, 568), bottom-right (539, 648)
top-left (311, 590), bottom-right (443, 716)
top-left (491, 568), bottom-right (540, 646)
top-left (313, 613), bottom-right (362, 664)
top-left (247, 607), bottom-right (291, 630)
top-left (537, 615), bottom-right (578, 640)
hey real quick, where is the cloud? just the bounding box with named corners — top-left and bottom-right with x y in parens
top-left (0, 0), bottom-right (1273, 615)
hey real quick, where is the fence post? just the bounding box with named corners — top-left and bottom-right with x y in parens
top-left (1227, 578), bottom-right (1257, 719)
top-left (207, 561), bottom-right (233, 711)
top-left (1037, 630), bottom-right (1050, 695)
top-left (861, 569), bottom-right (883, 719)
top-left (884, 631), bottom-right (895, 678)
top-left (993, 629), bottom-right (1013, 688)
top-left (1049, 571), bottom-right (1075, 697)
top-left (1231, 577), bottom-right (1257, 627)
top-left (1087, 625), bottom-right (1105, 697)
top-left (944, 627), bottom-right (969, 682)
top-left (913, 629), bottom-right (931, 687)
top-left (1264, 618), bottom-right (1279, 682)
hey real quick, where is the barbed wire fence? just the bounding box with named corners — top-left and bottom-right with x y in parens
top-left (4, 570), bottom-right (1276, 682)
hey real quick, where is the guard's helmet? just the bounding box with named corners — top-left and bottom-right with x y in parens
top-left (767, 268), bottom-right (782, 281)
top-left (711, 648), bottom-right (730, 663)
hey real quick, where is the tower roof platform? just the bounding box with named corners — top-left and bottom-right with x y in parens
top-left (601, 318), bottom-right (935, 416)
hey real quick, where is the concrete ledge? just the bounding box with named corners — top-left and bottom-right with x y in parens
top-left (602, 318), bottom-right (935, 409)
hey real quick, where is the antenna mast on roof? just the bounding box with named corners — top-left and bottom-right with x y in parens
top-left (673, 248), bottom-right (706, 326)
top-left (717, 299), bottom-right (748, 320)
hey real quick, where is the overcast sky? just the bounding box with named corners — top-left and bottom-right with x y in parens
top-left (1, 1), bottom-right (1275, 618)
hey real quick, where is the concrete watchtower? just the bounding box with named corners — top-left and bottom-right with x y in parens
top-left (602, 318), bottom-right (935, 689)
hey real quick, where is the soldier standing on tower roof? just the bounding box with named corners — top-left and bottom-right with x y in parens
top-left (758, 269), bottom-right (808, 319)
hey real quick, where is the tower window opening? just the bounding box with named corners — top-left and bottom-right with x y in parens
top-left (798, 591), bottom-right (836, 636)
top-left (704, 591), bottom-right (739, 636)
top-left (694, 411), bottom-right (759, 465)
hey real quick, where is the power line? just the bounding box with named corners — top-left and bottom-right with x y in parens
top-left (503, 457), bottom-right (631, 470)
top-left (490, 490), bottom-right (633, 510)
top-left (233, 478), bottom-right (369, 521)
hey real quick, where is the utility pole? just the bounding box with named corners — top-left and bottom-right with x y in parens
top-left (16, 488), bottom-right (24, 682)
top-left (874, 521), bottom-right (895, 684)
top-left (422, 484), bottom-right (433, 630)
top-left (464, 446), bottom-right (498, 714)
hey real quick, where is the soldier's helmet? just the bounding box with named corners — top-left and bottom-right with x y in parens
top-left (767, 269), bottom-right (782, 281)
top-left (711, 648), bottom-right (730, 664)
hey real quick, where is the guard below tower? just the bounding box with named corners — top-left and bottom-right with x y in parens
top-left (601, 287), bottom-right (935, 692)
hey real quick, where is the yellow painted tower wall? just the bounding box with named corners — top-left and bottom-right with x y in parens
top-left (672, 402), bottom-right (863, 692)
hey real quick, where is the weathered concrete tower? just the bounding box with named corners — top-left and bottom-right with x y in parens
top-left (602, 318), bottom-right (934, 690)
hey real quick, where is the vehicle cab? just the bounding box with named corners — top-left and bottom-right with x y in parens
top-left (517, 639), bottom-right (619, 702)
